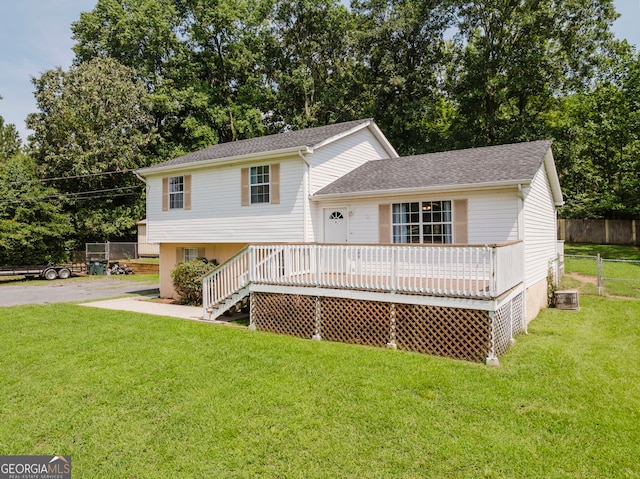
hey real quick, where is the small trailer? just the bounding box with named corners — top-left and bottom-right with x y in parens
top-left (0, 264), bottom-right (84, 280)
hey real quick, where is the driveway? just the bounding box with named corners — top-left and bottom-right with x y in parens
top-left (0, 276), bottom-right (159, 307)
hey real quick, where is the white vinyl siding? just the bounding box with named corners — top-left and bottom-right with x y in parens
top-left (316, 190), bottom-right (518, 245)
top-left (147, 156), bottom-right (305, 243)
top-left (306, 127), bottom-right (391, 194)
top-left (523, 163), bottom-right (558, 286)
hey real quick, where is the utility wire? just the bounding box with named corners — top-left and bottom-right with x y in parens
top-left (5, 169), bottom-right (136, 186)
top-left (0, 186), bottom-right (143, 204)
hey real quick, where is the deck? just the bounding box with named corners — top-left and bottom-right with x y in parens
top-left (202, 242), bottom-right (526, 363)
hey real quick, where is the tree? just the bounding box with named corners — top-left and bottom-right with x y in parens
top-left (449, 0), bottom-right (618, 147)
top-left (0, 152), bottom-right (72, 266)
top-left (175, 0), bottom-right (272, 143)
top-left (350, 0), bottom-right (455, 155)
top-left (263, 0), bottom-right (360, 130)
top-left (557, 45), bottom-right (640, 219)
top-left (27, 57), bottom-right (156, 245)
top-left (0, 96), bottom-right (22, 158)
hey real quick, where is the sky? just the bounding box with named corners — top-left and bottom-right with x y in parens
top-left (1, 0), bottom-right (639, 142)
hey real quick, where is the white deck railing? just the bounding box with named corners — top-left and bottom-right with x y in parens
top-left (202, 242), bottom-right (524, 316)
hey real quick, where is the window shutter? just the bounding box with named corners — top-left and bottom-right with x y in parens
top-left (197, 247), bottom-right (205, 258)
top-left (162, 178), bottom-right (169, 211)
top-left (378, 204), bottom-right (391, 244)
top-left (270, 163), bottom-right (280, 204)
top-left (176, 247), bottom-right (184, 262)
top-left (184, 175), bottom-right (192, 210)
top-left (454, 199), bottom-right (468, 244)
top-left (241, 167), bottom-right (250, 206)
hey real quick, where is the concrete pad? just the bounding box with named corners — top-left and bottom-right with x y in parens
top-left (80, 296), bottom-right (206, 321)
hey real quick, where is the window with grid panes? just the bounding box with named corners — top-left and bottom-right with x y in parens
top-left (250, 165), bottom-right (270, 203)
top-left (392, 201), bottom-right (452, 244)
top-left (169, 176), bottom-right (184, 209)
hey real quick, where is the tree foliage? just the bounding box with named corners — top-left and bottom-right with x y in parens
top-left (0, 97), bottom-right (22, 158)
top-left (0, 152), bottom-right (72, 266)
top-left (557, 45), bottom-right (640, 219)
top-left (27, 57), bottom-right (156, 244)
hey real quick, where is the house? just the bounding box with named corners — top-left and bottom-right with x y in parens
top-left (137, 119), bottom-right (563, 364)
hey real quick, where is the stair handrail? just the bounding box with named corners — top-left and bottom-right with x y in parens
top-left (202, 246), bottom-right (250, 317)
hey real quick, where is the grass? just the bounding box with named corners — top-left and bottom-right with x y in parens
top-left (1, 299), bottom-right (639, 478)
top-left (564, 242), bottom-right (640, 260)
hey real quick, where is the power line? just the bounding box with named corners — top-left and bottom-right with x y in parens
top-left (5, 169), bottom-right (138, 186)
top-left (0, 186), bottom-right (143, 204)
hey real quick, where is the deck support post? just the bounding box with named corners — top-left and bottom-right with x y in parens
top-left (248, 292), bottom-right (256, 331)
top-left (486, 310), bottom-right (499, 366)
top-left (386, 303), bottom-right (397, 349)
top-left (312, 296), bottom-right (322, 341)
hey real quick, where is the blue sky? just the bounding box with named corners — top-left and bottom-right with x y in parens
top-left (1, 0), bottom-right (639, 142)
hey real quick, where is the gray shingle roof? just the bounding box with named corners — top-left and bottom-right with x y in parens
top-left (314, 140), bottom-right (553, 197)
top-left (142, 119), bottom-right (373, 171)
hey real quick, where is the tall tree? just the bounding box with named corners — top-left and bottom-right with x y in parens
top-left (450, 0), bottom-right (618, 147)
top-left (71, 0), bottom-right (186, 157)
top-left (264, 0), bottom-right (359, 130)
top-left (557, 45), bottom-right (640, 219)
top-left (351, 0), bottom-right (455, 154)
top-left (175, 0), bottom-right (272, 143)
top-left (27, 57), bottom-right (156, 245)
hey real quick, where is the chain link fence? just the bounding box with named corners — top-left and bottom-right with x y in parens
top-left (564, 254), bottom-right (640, 297)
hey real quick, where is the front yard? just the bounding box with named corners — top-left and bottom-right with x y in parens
top-left (0, 294), bottom-right (638, 478)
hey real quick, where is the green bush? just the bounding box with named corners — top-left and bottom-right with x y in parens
top-left (170, 259), bottom-right (218, 305)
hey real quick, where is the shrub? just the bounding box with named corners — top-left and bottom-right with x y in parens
top-left (171, 259), bottom-right (218, 305)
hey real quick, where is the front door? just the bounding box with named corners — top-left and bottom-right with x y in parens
top-left (324, 208), bottom-right (348, 243)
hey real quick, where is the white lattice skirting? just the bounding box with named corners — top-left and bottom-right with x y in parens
top-left (250, 291), bottom-right (525, 363)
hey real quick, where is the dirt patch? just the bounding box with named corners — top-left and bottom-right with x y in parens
top-left (566, 272), bottom-right (597, 286)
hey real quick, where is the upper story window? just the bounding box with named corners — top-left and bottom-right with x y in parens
top-left (250, 165), bottom-right (270, 204)
top-left (392, 200), bottom-right (452, 244)
top-left (169, 176), bottom-right (184, 209)
top-left (241, 164), bottom-right (279, 206)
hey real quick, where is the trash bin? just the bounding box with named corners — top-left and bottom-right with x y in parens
top-left (88, 260), bottom-right (107, 275)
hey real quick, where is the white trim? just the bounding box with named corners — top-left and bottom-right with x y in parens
top-left (138, 146), bottom-right (311, 176)
top-left (543, 148), bottom-right (564, 206)
top-left (249, 283), bottom-right (502, 311)
top-left (311, 180), bottom-right (532, 201)
top-left (310, 120), bottom-right (399, 159)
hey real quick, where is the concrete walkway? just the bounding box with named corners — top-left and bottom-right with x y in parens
top-left (81, 296), bottom-right (209, 322)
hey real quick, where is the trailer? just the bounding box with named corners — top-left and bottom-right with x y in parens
top-left (0, 264), bottom-right (84, 280)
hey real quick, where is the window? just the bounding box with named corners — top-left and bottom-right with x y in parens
top-left (392, 201), bottom-right (452, 244)
top-left (184, 248), bottom-right (199, 262)
top-left (250, 165), bottom-right (270, 204)
top-left (169, 176), bottom-right (184, 209)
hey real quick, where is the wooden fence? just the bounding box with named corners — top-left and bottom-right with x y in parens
top-left (558, 219), bottom-right (639, 245)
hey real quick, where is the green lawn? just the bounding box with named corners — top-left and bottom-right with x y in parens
top-left (1, 298), bottom-right (639, 478)
top-left (564, 243), bottom-right (640, 260)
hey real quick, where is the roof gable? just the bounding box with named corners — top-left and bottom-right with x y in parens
top-left (139, 119), bottom-right (395, 173)
top-left (314, 140), bottom-right (556, 198)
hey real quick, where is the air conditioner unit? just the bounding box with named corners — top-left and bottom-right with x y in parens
top-left (555, 290), bottom-right (579, 310)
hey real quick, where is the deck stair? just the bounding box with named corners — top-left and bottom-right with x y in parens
top-left (205, 286), bottom-right (250, 320)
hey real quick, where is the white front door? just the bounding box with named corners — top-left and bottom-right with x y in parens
top-left (324, 208), bottom-right (348, 243)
